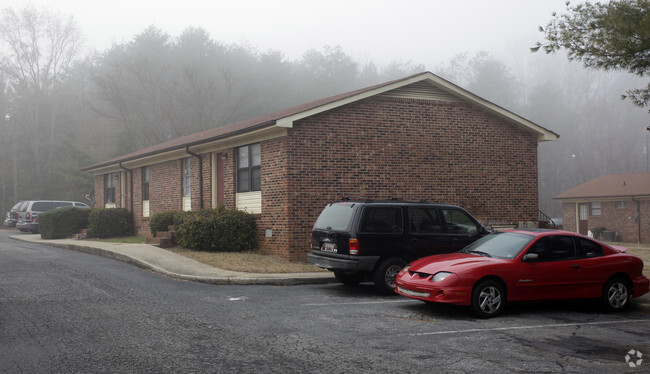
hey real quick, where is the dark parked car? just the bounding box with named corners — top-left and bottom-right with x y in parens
top-left (307, 198), bottom-right (488, 293)
top-left (395, 229), bottom-right (649, 318)
top-left (4, 201), bottom-right (26, 227)
top-left (16, 200), bottom-right (90, 233)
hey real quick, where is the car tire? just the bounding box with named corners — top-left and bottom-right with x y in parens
top-left (373, 258), bottom-right (407, 294)
top-left (334, 271), bottom-right (365, 287)
top-left (602, 277), bottom-right (631, 312)
top-left (471, 280), bottom-right (505, 318)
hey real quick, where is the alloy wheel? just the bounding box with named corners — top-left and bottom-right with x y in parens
top-left (607, 282), bottom-right (628, 309)
top-left (478, 286), bottom-right (502, 314)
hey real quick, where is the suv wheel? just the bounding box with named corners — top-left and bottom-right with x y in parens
top-left (373, 258), bottom-right (407, 294)
top-left (334, 272), bottom-right (365, 287)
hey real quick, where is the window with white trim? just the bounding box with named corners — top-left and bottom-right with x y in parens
top-left (142, 166), bottom-right (150, 201)
top-left (142, 166), bottom-right (150, 217)
top-left (590, 202), bottom-right (601, 216)
top-left (182, 158), bottom-right (192, 211)
top-left (237, 143), bottom-right (261, 192)
top-left (182, 158), bottom-right (191, 197)
top-left (105, 173), bottom-right (116, 204)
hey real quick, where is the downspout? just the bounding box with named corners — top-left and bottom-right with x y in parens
top-left (118, 162), bottom-right (134, 232)
top-left (185, 146), bottom-right (204, 209)
top-left (631, 197), bottom-right (641, 244)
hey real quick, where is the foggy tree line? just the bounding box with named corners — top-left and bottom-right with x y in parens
top-left (0, 6), bottom-right (647, 218)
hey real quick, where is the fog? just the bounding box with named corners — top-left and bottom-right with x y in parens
top-left (0, 1), bottom-right (647, 219)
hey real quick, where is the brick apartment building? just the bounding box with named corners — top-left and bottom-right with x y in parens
top-left (555, 172), bottom-right (650, 244)
top-left (83, 72), bottom-right (559, 261)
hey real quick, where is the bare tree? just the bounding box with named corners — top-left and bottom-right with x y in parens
top-left (0, 5), bottom-right (82, 193)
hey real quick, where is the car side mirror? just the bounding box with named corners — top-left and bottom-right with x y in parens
top-left (523, 253), bottom-right (539, 262)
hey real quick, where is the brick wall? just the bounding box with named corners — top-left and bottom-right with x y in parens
top-left (93, 175), bottom-right (104, 208)
top-left (258, 96), bottom-right (540, 261)
top-left (588, 201), bottom-right (633, 242)
top-left (256, 137), bottom-right (291, 257)
top-left (563, 200), bottom-right (650, 243)
top-left (222, 149), bottom-right (236, 209)
top-left (562, 203), bottom-right (576, 232)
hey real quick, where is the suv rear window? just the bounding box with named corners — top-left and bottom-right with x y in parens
top-left (314, 203), bottom-right (357, 231)
top-left (360, 207), bottom-right (403, 233)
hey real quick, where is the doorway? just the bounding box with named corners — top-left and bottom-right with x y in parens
top-left (578, 203), bottom-right (588, 235)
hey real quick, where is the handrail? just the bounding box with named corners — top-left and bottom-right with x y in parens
top-left (538, 209), bottom-right (556, 228)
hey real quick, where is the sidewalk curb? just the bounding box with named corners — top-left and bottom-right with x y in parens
top-left (11, 236), bottom-right (335, 286)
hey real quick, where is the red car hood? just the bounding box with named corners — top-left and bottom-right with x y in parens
top-left (409, 252), bottom-right (502, 274)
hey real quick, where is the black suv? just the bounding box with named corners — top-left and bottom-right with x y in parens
top-left (307, 198), bottom-right (488, 293)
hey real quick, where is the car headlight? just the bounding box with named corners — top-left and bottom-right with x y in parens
top-left (432, 271), bottom-right (453, 282)
top-left (398, 265), bottom-right (411, 276)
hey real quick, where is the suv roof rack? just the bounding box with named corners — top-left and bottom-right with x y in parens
top-left (341, 197), bottom-right (432, 203)
top-left (341, 196), bottom-right (373, 202)
top-left (389, 197), bottom-right (431, 203)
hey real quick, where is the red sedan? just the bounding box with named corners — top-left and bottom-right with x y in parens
top-left (395, 229), bottom-right (649, 318)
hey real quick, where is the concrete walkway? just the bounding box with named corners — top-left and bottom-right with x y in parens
top-left (11, 235), bottom-right (335, 286)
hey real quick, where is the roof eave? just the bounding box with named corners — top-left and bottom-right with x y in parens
top-left (82, 120), bottom-right (277, 173)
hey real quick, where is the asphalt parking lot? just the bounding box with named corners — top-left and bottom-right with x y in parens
top-left (300, 282), bottom-right (650, 373)
top-left (2, 228), bottom-right (649, 372)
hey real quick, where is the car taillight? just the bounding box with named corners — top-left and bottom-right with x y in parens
top-left (349, 238), bottom-right (360, 255)
top-left (26, 212), bottom-right (31, 221)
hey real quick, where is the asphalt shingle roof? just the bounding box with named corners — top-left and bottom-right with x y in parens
top-left (554, 172), bottom-right (650, 199)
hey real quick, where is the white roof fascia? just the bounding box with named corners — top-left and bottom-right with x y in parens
top-left (276, 72), bottom-right (558, 142)
top-left (88, 126), bottom-right (287, 175)
top-left (425, 74), bottom-right (558, 142)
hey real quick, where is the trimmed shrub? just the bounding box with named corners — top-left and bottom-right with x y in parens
top-left (175, 208), bottom-right (257, 252)
top-left (89, 208), bottom-right (132, 238)
top-left (149, 210), bottom-right (185, 236)
top-left (39, 207), bottom-right (91, 239)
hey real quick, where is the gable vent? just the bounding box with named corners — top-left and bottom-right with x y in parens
top-left (381, 81), bottom-right (460, 102)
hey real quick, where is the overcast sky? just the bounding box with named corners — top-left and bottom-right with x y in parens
top-left (9, 0), bottom-right (572, 68)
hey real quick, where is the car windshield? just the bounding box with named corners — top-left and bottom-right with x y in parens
top-left (461, 232), bottom-right (534, 259)
top-left (313, 203), bottom-right (357, 231)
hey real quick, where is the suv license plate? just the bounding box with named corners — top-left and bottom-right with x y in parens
top-left (321, 242), bottom-right (337, 253)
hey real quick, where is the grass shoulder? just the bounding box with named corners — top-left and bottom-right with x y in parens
top-left (165, 247), bottom-right (327, 274)
top-left (87, 236), bottom-right (325, 273)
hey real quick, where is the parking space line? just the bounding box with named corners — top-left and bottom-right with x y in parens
top-left (302, 300), bottom-right (414, 306)
top-left (403, 319), bottom-right (650, 336)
